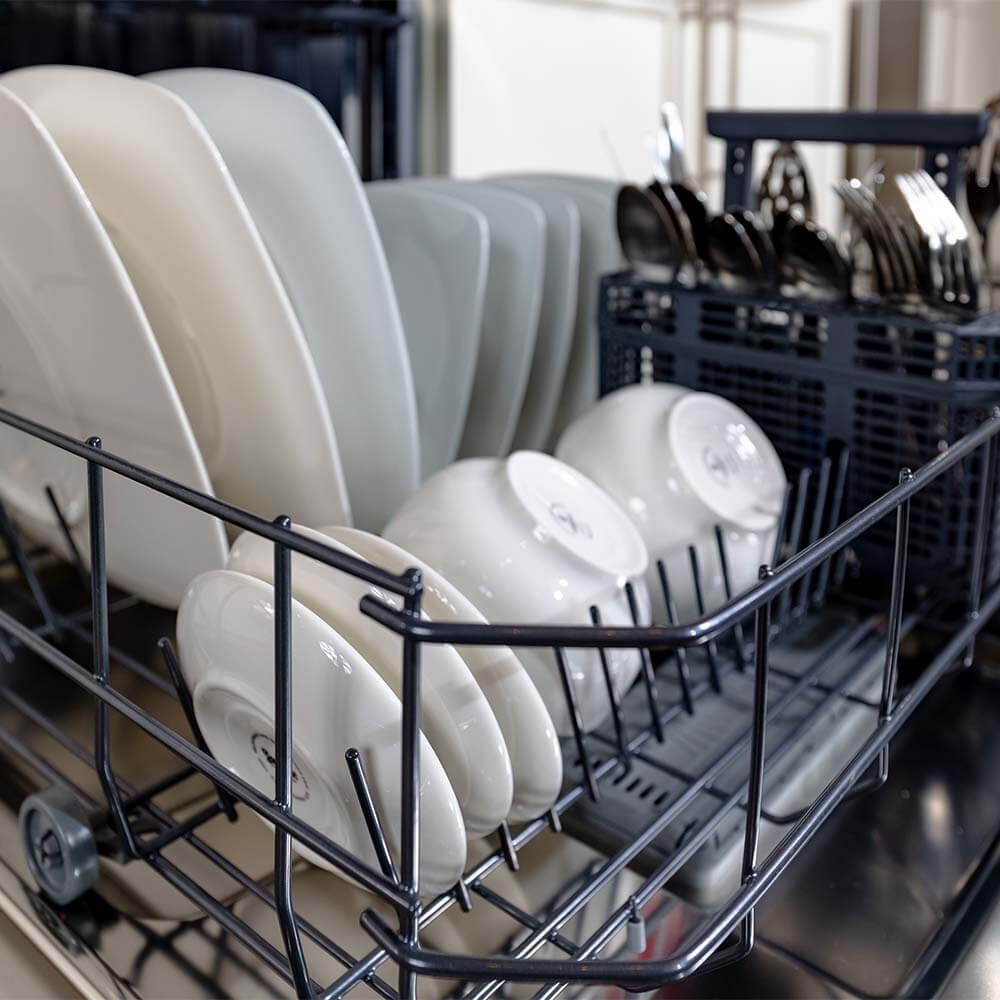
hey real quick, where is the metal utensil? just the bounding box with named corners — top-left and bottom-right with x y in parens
top-left (896, 172), bottom-right (947, 302)
top-left (616, 183), bottom-right (685, 279)
top-left (659, 101), bottom-right (690, 185)
top-left (966, 146), bottom-right (1000, 306)
top-left (851, 179), bottom-right (920, 296)
top-left (758, 142), bottom-right (813, 229)
top-left (781, 218), bottom-right (851, 300)
top-left (834, 179), bottom-right (897, 297)
top-left (728, 206), bottom-right (778, 280)
top-left (707, 211), bottom-right (763, 287)
top-left (910, 169), bottom-right (978, 309)
top-left (669, 181), bottom-right (711, 263)
top-left (647, 180), bottom-right (700, 274)
top-left (652, 104), bottom-right (710, 269)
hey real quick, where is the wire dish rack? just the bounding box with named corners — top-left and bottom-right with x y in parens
top-left (0, 393), bottom-right (996, 999)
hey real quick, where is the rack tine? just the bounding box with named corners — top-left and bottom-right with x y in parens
top-left (86, 438), bottom-right (141, 861)
top-left (656, 560), bottom-right (693, 714)
top-left (398, 567), bottom-right (424, 1000)
top-left (624, 581), bottom-right (664, 742)
top-left (44, 484), bottom-right (89, 589)
top-left (159, 637), bottom-right (237, 822)
top-left (814, 446), bottom-right (851, 604)
top-left (270, 514), bottom-right (311, 998)
top-left (554, 646), bottom-right (599, 801)
top-left (546, 808), bottom-right (562, 833)
top-left (776, 468), bottom-right (811, 627)
top-left (714, 525), bottom-right (747, 671)
top-left (737, 565), bottom-right (773, 966)
top-left (454, 877), bottom-right (473, 914)
top-left (964, 432), bottom-right (995, 667)
top-left (346, 748), bottom-right (399, 884)
top-left (497, 820), bottom-right (520, 872)
top-left (688, 547), bottom-right (721, 693)
top-left (0, 497), bottom-right (60, 641)
top-left (877, 470), bottom-right (911, 783)
top-left (796, 456), bottom-right (831, 617)
top-left (590, 606), bottom-right (630, 767)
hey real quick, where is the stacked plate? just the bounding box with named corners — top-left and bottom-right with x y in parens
top-left (0, 65), bottom-right (787, 896)
top-left (0, 65), bottom-right (624, 608)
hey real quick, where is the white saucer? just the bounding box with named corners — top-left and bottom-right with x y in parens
top-left (323, 526), bottom-right (563, 823)
top-left (226, 526), bottom-right (513, 836)
top-left (176, 570), bottom-right (467, 895)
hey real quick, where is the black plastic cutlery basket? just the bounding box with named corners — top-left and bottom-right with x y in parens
top-left (598, 107), bottom-right (1000, 593)
top-left (599, 274), bottom-right (1000, 591)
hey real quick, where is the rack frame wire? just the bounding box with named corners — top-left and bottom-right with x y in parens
top-left (0, 402), bottom-right (996, 998)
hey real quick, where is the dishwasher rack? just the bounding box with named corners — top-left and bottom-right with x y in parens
top-left (0, 402), bottom-right (997, 999)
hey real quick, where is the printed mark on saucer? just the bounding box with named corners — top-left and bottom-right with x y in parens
top-left (702, 446), bottom-right (732, 486)
top-left (548, 501), bottom-right (593, 539)
top-left (251, 733), bottom-right (310, 802)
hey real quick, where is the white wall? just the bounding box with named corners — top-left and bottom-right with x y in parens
top-left (920, 0), bottom-right (1000, 112)
top-left (426, 0), bottom-right (850, 226)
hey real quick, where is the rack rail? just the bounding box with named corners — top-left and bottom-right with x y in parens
top-left (0, 395), bottom-right (994, 998)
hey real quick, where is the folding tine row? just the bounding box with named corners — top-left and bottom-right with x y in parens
top-left (0, 402), bottom-right (997, 999)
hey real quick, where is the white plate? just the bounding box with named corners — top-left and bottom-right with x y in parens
top-left (177, 570), bottom-right (467, 895)
top-left (365, 184), bottom-right (489, 479)
top-left (226, 525), bottom-right (513, 835)
top-left (493, 175), bottom-right (624, 448)
top-left (323, 526), bottom-right (563, 823)
top-left (1, 66), bottom-right (352, 531)
top-left (492, 183), bottom-right (581, 451)
top-left (0, 85), bottom-right (228, 607)
top-left (407, 181), bottom-right (545, 458)
top-left (147, 69), bottom-right (418, 532)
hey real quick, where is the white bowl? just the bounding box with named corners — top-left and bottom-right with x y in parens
top-left (227, 525), bottom-right (512, 836)
top-left (383, 452), bottom-right (651, 736)
top-left (321, 526), bottom-right (563, 824)
top-left (556, 384), bottom-right (786, 622)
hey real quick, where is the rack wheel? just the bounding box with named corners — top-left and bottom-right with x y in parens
top-left (19, 787), bottom-right (99, 905)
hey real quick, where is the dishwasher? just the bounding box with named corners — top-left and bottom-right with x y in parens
top-left (0, 110), bottom-right (1000, 1000)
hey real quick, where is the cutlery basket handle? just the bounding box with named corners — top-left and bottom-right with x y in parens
top-left (706, 109), bottom-right (990, 208)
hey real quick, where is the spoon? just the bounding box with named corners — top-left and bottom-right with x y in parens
top-left (647, 180), bottom-right (700, 274)
top-left (653, 104), bottom-right (711, 268)
top-left (708, 212), bottom-right (763, 287)
top-left (781, 218), bottom-right (851, 301)
top-left (616, 183), bottom-right (685, 279)
top-left (727, 206), bottom-right (778, 280)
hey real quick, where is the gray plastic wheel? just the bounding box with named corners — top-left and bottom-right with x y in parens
top-left (19, 786), bottom-right (99, 905)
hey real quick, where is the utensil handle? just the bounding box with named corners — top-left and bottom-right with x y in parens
top-left (707, 109), bottom-right (990, 210)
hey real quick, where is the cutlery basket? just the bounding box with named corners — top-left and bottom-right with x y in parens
top-left (600, 108), bottom-right (1000, 595)
top-left (599, 272), bottom-right (1000, 593)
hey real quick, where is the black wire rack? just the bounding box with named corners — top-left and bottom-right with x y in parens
top-left (0, 398), bottom-right (998, 999)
